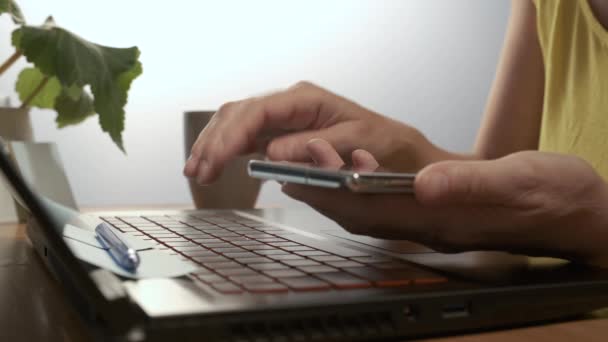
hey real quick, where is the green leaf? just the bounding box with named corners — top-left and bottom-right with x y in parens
top-left (0, 0), bottom-right (25, 24)
top-left (55, 88), bottom-right (95, 128)
top-left (12, 20), bottom-right (142, 151)
top-left (15, 67), bottom-right (61, 109)
top-left (64, 83), bottom-right (82, 101)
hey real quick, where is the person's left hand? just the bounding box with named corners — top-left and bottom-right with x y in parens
top-left (283, 139), bottom-right (608, 266)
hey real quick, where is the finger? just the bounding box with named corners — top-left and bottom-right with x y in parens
top-left (186, 82), bottom-right (340, 184)
top-left (305, 138), bottom-right (345, 169)
top-left (351, 149), bottom-right (379, 172)
top-left (414, 157), bottom-right (521, 206)
top-left (282, 183), bottom-right (462, 248)
top-left (266, 121), bottom-right (362, 163)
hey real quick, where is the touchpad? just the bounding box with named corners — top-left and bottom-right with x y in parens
top-left (324, 231), bottom-right (435, 254)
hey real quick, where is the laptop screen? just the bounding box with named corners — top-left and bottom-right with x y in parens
top-left (0, 138), bottom-right (91, 233)
top-left (0, 137), bottom-right (105, 286)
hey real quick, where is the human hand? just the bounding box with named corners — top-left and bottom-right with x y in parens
top-left (183, 82), bottom-right (432, 184)
top-left (284, 142), bottom-right (608, 266)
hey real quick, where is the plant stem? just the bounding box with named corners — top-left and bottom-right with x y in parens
top-left (20, 76), bottom-right (50, 109)
top-left (0, 51), bottom-right (23, 77)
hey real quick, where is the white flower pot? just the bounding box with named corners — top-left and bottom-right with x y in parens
top-left (0, 106), bottom-right (33, 223)
top-left (0, 106), bottom-right (33, 141)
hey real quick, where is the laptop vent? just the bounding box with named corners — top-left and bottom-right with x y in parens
top-left (228, 311), bottom-right (397, 342)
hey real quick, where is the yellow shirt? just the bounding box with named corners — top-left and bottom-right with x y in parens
top-left (533, 0), bottom-right (608, 179)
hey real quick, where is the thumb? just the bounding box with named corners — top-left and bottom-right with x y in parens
top-left (266, 126), bottom-right (350, 162)
top-left (414, 159), bottom-right (513, 206)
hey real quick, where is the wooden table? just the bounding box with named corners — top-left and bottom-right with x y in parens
top-left (2, 221), bottom-right (608, 341)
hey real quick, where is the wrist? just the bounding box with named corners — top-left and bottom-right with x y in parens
top-left (380, 119), bottom-right (430, 171)
top-left (579, 182), bottom-right (608, 268)
top-left (387, 125), bottom-right (470, 171)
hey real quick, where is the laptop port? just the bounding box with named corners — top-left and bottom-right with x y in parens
top-left (441, 302), bottom-right (470, 319)
top-left (402, 305), bottom-right (417, 321)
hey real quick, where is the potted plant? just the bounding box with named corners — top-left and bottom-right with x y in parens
top-left (0, 0), bottom-right (142, 222)
top-left (0, 0), bottom-right (142, 151)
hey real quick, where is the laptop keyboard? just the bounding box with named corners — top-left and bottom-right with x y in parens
top-left (100, 213), bottom-right (447, 295)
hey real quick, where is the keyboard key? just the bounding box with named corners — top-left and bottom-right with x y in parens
top-left (279, 277), bottom-right (331, 291)
top-left (199, 229), bottom-right (226, 235)
top-left (246, 245), bottom-right (278, 251)
top-left (173, 245), bottom-right (206, 252)
top-left (351, 256), bottom-right (393, 264)
top-left (192, 256), bottom-right (231, 264)
top-left (255, 227), bottom-right (284, 232)
top-left (210, 232), bottom-right (241, 238)
top-left (268, 242), bottom-right (300, 248)
top-left (182, 250), bottom-right (217, 258)
top-left (158, 237), bottom-right (189, 243)
top-left (206, 261), bottom-right (242, 269)
top-left (165, 241), bottom-right (198, 247)
top-left (244, 233), bottom-right (275, 239)
top-left (216, 268), bottom-right (258, 277)
top-left (204, 243), bottom-right (236, 250)
top-left (326, 261), bottom-right (365, 268)
top-left (136, 226), bottom-right (166, 232)
top-left (147, 232), bottom-right (174, 239)
top-left (229, 274), bottom-right (275, 284)
top-left (243, 282), bottom-right (289, 293)
top-left (282, 235), bottom-right (371, 258)
top-left (297, 265), bottom-right (338, 274)
top-left (169, 228), bottom-right (200, 234)
top-left (118, 228), bottom-right (137, 233)
top-left (255, 249), bottom-right (290, 256)
top-left (196, 274), bottom-right (225, 283)
top-left (250, 263), bottom-right (290, 271)
top-left (373, 262), bottom-right (409, 270)
top-left (223, 252), bottom-right (259, 259)
top-left (192, 268), bottom-right (214, 276)
top-left (316, 272), bottom-right (372, 289)
top-left (192, 238), bottom-right (224, 244)
top-left (295, 251), bottom-right (330, 257)
top-left (282, 260), bottom-right (320, 267)
top-left (266, 254), bottom-right (304, 261)
top-left (262, 269), bottom-right (306, 278)
top-left (188, 223), bottom-right (217, 228)
top-left (414, 277), bottom-right (448, 285)
top-left (281, 246), bottom-right (315, 252)
top-left (162, 224), bottom-right (191, 229)
top-left (309, 255), bottom-right (346, 262)
top-left (342, 267), bottom-right (412, 287)
top-left (256, 238), bottom-right (287, 243)
top-left (213, 247), bottom-right (247, 254)
top-left (234, 257), bottom-right (273, 264)
top-left (231, 240), bottom-right (260, 246)
top-left (211, 282), bottom-right (244, 294)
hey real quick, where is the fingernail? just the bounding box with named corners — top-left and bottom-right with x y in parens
top-left (424, 173), bottom-right (448, 202)
top-left (196, 160), bottom-right (210, 184)
top-left (184, 155), bottom-right (197, 176)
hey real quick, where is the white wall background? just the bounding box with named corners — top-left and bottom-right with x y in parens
top-left (0, 0), bottom-right (509, 208)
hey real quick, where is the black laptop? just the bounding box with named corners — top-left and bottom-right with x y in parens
top-left (2, 138), bottom-right (608, 342)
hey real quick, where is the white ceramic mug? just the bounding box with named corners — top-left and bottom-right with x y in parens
top-left (184, 111), bottom-right (263, 209)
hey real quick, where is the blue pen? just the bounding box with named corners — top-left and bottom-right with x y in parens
top-left (95, 222), bottom-right (140, 272)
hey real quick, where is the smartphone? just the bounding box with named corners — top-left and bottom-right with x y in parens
top-left (247, 160), bottom-right (416, 194)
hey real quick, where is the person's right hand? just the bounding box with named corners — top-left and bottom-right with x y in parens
top-left (183, 82), bottom-right (434, 184)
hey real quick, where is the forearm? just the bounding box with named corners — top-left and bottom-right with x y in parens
top-left (406, 0), bottom-right (543, 169)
